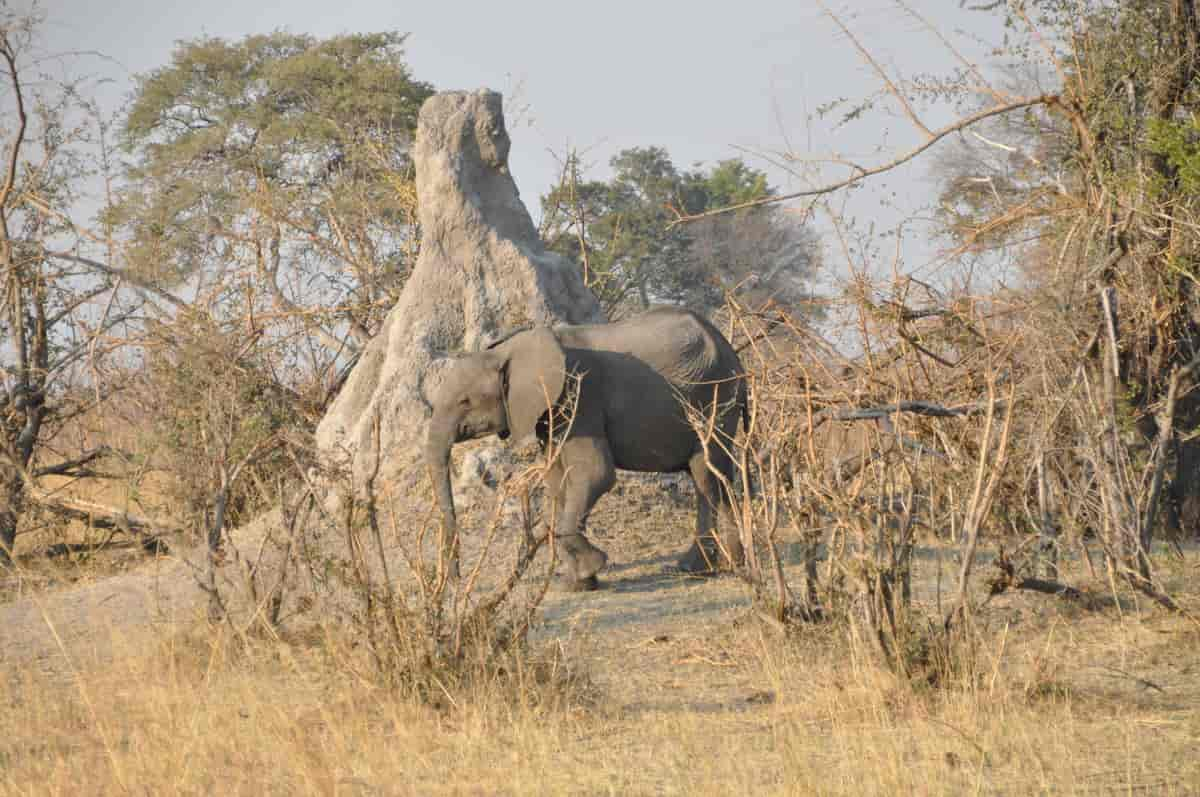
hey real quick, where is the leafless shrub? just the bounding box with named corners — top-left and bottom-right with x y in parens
top-left (663, 0), bottom-right (1200, 682)
top-left (277, 389), bottom-right (584, 704)
top-left (702, 275), bottom-right (1031, 681)
top-left (710, 248), bottom-right (1200, 680)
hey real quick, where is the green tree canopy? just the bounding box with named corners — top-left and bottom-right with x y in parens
top-left (111, 30), bottom-right (434, 363)
top-left (541, 147), bottom-right (820, 316)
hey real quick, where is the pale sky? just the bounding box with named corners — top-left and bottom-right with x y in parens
top-left (36, 0), bottom-right (1015, 288)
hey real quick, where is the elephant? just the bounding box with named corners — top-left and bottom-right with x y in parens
top-left (424, 306), bottom-right (749, 591)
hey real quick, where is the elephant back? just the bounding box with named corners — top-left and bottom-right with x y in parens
top-left (561, 308), bottom-right (739, 385)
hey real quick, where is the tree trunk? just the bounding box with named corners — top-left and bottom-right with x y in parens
top-left (1036, 454), bottom-right (1059, 579)
top-left (204, 485), bottom-right (229, 622)
top-left (0, 474), bottom-right (23, 565)
top-left (1167, 415), bottom-right (1200, 541)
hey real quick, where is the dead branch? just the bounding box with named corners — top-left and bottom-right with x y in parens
top-left (1141, 354), bottom-right (1200, 546)
top-left (44, 250), bottom-right (189, 311)
top-left (669, 95), bottom-right (1057, 227)
top-left (28, 487), bottom-right (178, 539)
top-left (829, 399), bottom-right (1008, 422)
top-left (32, 446), bottom-right (120, 478)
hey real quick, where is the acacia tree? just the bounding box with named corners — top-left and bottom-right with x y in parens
top-left (541, 147), bottom-right (821, 317)
top-left (111, 31), bottom-right (434, 390)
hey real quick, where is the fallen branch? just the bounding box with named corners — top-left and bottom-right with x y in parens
top-left (33, 446), bottom-right (121, 478)
top-left (28, 486), bottom-right (179, 539)
top-left (829, 399), bottom-right (1008, 422)
top-left (1011, 577), bottom-right (1087, 601)
top-left (1120, 567), bottom-right (1194, 619)
top-left (34, 538), bottom-right (164, 559)
top-left (985, 554), bottom-right (1100, 610)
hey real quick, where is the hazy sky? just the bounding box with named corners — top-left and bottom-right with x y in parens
top-left (37, 0), bottom-right (1013, 285)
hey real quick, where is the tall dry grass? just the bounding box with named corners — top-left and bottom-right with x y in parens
top-left (3, 567), bottom-right (1197, 795)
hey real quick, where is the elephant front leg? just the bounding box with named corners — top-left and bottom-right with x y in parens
top-left (545, 436), bottom-right (615, 591)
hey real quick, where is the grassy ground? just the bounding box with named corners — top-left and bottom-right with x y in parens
top-left (3, 481), bottom-right (1200, 795)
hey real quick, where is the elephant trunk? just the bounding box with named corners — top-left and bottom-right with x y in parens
top-left (424, 412), bottom-right (461, 578)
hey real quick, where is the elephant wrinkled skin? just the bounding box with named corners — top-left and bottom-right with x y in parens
top-left (424, 306), bottom-right (748, 591)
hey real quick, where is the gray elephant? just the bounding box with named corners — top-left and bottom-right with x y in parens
top-left (424, 306), bottom-right (748, 591)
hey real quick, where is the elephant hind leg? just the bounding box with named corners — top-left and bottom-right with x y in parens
top-left (675, 450), bottom-right (742, 574)
top-left (674, 489), bottom-right (719, 574)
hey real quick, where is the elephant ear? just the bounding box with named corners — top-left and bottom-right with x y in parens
top-left (501, 328), bottom-right (567, 442)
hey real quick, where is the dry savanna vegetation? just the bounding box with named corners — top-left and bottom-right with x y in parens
top-left (4, 2), bottom-right (1200, 795)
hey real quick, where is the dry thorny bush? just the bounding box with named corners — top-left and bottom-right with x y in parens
top-left (63, 307), bottom-right (583, 705)
top-left (705, 269), bottom-right (1198, 685)
top-left (190, 384), bottom-right (591, 710)
top-left (696, 286), bottom-right (1008, 681)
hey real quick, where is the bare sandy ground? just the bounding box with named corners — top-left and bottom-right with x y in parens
top-left (0, 476), bottom-right (724, 677)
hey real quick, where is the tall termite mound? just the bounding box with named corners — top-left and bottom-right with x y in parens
top-left (316, 90), bottom-right (603, 489)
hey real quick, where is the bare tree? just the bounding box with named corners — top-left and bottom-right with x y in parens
top-left (0, 7), bottom-right (154, 562)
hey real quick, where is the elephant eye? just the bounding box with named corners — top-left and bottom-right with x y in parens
top-left (460, 396), bottom-right (471, 407)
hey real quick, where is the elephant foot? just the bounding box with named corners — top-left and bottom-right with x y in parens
top-left (558, 534), bottom-right (608, 580)
top-left (665, 560), bottom-right (721, 577)
top-left (672, 538), bottom-right (738, 576)
top-left (556, 574), bottom-right (602, 593)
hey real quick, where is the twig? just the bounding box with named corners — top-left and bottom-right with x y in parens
top-left (1094, 665), bottom-right (1165, 694)
top-left (668, 96), bottom-right (1057, 227)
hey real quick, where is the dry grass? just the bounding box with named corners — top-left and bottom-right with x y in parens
top-left (3, 537), bottom-right (1198, 796)
top-left (5, 325), bottom-right (1200, 794)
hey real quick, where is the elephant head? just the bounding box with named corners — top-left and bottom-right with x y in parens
top-left (424, 328), bottom-right (567, 575)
